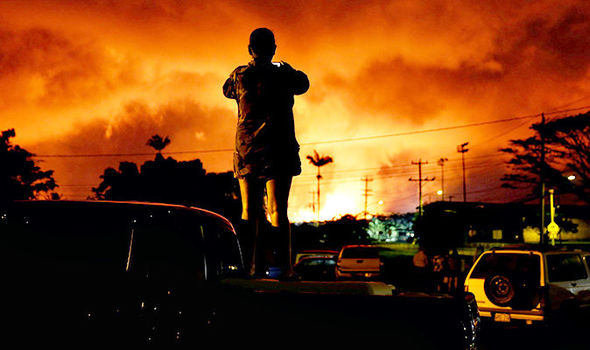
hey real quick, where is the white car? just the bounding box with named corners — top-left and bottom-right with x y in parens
top-left (335, 245), bottom-right (383, 280)
top-left (464, 246), bottom-right (590, 324)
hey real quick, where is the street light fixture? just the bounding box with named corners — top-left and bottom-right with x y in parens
top-left (568, 175), bottom-right (576, 181)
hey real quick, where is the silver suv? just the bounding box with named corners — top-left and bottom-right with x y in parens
top-left (464, 246), bottom-right (590, 324)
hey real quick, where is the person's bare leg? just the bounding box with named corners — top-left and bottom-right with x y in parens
top-left (239, 177), bottom-right (265, 276)
top-left (266, 176), bottom-right (294, 275)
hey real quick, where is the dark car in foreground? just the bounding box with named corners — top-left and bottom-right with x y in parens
top-left (1, 200), bottom-right (479, 348)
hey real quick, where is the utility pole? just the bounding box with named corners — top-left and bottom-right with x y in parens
top-left (309, 191), bottom-right (316, 218)
top-left (437, 157), bottom-right (448, 201)
top-left (457, 142), bottom-right (469, 202)
top-left (361, 176), bottom-right (373, 220)
top-left (409, 159), bottom-right (435, 217)
top-left (540, 113), bottom-right (546, 245)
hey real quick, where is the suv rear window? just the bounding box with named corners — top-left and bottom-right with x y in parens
top-left (546, 254), bottom-right (588, 282)
top-left (471, 252), bottom-right (541, 281)
top-left (341, 247), bottom-right (379, 259)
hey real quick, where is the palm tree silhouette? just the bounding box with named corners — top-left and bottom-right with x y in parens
top-left (146, 135), bottom-right (171, 160)
top-left (306, 150), bottom-right (333, 222)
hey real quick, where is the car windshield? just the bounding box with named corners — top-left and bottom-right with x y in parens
top-left (341, 247), bottom-right (379, 259)
top-left (471, 252), bottom-right (541, 282)
top-left (546, 253), bottom-right (588, 282)
top-left (300, 258), bottom-right (336, 267)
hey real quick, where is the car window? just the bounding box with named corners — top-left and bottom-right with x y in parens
top-left (0, 203), bottom-right (132, 275)
top-left (300, 258), bottom-right (336, 267)
top-left (471, 252), bottom-right (541, 282)
top-left (201, 217), bottom-right (243, 278)
top-left (546, 254), bottom-right (588, 282)
top-left (130, 208), bottom-right (206, 282)
top-left (341, 247), bottom-right (379, 258)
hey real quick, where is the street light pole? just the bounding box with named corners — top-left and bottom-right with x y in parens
top-left (457, 142), bottom-right (469, 202)
top-left (437, 157), bottom-right (448, 201)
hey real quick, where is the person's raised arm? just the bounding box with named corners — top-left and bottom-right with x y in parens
top-left (281, 61), bottom-right (309, 95)
top-left (223, 71), bottom-right (237, 99)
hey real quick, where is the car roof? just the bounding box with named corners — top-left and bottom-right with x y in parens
top-left (296, 250), bottom-right (338, 254)
top-left (1, 199), bottom-right (236, 234)
top-left (341, 244), bottom-right (378, 249)
top-left (485, 244), bottom-right (587, 254)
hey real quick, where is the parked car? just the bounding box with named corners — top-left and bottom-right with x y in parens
top-left (294, 249), bottom-right (338, 265)
top-left (464, 245), bottom-right (590, 325)
top-left (1, 200), bottom-right (479, 348)
top-left (294, 255), bottom-right (337, 280)
top-left (336, 245), bottom-right (383, 280)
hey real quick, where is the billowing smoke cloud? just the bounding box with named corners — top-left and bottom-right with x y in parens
top-left (30, 99), bottom-right (235, 199)
top-left (317, 4), bottom-right (590, 127)
top-left (0, 28), bottom-right (140, 108)
top-left (2, 0), bottom-right (590, 217)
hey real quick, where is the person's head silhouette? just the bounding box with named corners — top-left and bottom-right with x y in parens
top-left (248, 28), bottom-right (276, 63)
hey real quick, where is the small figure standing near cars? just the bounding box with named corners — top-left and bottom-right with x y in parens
top-left (412, 247), bottom-right (430, 291)
top-left (431, 253), bottom-right (446, 292)
top-left (444, 249), bottom-right (461, 293)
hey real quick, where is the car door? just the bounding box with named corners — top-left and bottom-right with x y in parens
top-left (546, 252), bottom-right (590, 295)
top-left (0, 201), bottom-right (133, 344)
top-left (125, 207), bottom-right (213, 345)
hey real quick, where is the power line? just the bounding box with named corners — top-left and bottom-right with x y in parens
top-left (33, 148), bottom-right (234, 158)
top-left (290, 159), bottom-right (507, 187)
top-left (32, 106), bottom-right (590, 159)
top-left (294, 152), bottom-right (510, 180)
top-left (300, 105), bottom-right (589, 146)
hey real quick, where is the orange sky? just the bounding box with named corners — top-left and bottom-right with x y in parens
top-left (2, 0), bottom-right (590, 221)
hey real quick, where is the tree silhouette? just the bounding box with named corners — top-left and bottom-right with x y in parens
top-left (501, 111), bottom-right (590, 205)
top-left (306, 150), bottom-right (333, 222)
top-left (146, 135), bottom-right (171, 158)
top-left (0, 128), bottom-right (59, 200)
top-left (93, 136), bottom-right (240, 222)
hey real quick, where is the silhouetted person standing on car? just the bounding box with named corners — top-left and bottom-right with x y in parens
top-left (223, 28), bottom-right (309, 278)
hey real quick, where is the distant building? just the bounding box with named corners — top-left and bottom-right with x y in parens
top-left (420, 201), bottom-right (590, 245)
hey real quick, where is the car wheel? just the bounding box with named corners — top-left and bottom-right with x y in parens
top-left (484, 274), bottom-right (515, 306)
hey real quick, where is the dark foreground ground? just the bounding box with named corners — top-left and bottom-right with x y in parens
top-left (479, 314), bottom-right (590, 350)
